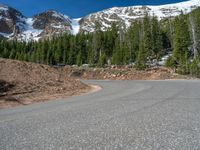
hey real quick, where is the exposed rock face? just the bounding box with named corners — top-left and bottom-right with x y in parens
top-left (33, 10), bottom-right (71, 29)
top-left (0, 4), bottom-right (26, 35)
top-left (32, 10), bottom-right (72, 38)
top-left (0, 7), bottom-right (73, 41)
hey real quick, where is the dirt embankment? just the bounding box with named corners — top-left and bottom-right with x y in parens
top-left (0, 58), bottom-right (91, 109)
top-left (67, 66), bottom-right (192, 80)
top-left (0, 58), bottom-right (195, 109)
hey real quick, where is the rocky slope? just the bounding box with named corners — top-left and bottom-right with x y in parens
top-left (80, 0), bottom-right (200, 32)
top-left (0, 6), bottom-right (78, 41)
top-left (0, 4), bottom-right (26, 37)
top-left (0, 0), bottom-right (199, 40)
top-left (25, 10), bottom-right (73, 40)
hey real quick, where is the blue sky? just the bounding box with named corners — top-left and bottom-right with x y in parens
top-left (1, 0), bottom-right (187, 18)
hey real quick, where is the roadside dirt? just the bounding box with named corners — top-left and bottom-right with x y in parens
top-left (66, 66), bottom-right (193, 80)
top-left (0, 58), bottom-right (91, 109)
top-left (0, 58), bottom-right (195, 109)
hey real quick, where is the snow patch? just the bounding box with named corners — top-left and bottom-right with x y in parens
top-left (0, 32), bottom-right (11, 38)
top-left (51, 11), bottom-right (71, 23)
top-left (19, 18), bottom-right (43, 41)
top-left (0, 4), bottom-right (8, 11)
top-left (81, 0), bottom-right (200, 32)
top-left (158, 53), bottom-right (172, 66)
top-left (71, 18), bottom-right (81, 35)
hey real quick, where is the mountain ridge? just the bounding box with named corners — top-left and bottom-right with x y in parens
top-left (0, 0), bottom-right (199, 41)
top-left (79, 0), bottom-right (200, 32)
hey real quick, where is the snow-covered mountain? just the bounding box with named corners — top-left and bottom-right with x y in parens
top-left (22, 10), bottom-right (73, 41)
top-left (0, 4), bottom-right (27, 38)
top-left (79, 0), bottom-right (200, 32)
top-left (0, 7), bottom-right (78, 41)
top-left (0, 0), bottom-right (199, 41)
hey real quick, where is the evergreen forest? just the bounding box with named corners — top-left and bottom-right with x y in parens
top-left (0, 8), bottom-right (200, 77)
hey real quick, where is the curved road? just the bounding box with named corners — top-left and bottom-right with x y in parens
top-left (0, 80), bottom-right (200, 150)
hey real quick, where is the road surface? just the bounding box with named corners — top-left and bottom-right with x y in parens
top-left (0, 80), bottom-right (200, 150)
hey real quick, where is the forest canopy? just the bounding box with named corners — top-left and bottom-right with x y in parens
top-left (0, 7), bottom-right (200, 77)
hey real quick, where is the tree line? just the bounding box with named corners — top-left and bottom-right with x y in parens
top-left (0, 7), bottom-right (200, 76)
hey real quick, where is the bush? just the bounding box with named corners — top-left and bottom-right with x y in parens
top-left (176, 64), bottom-right (190, 75)
top-left (189, 60), bottom-right (200, 77)
top-left (135, 61), bottom-right (147, 70)
top-left (165, 56), bottom-right (176, 67)
top-left (97, 53), bottom-right (107, 68)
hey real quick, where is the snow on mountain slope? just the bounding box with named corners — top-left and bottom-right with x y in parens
top-left (0, 0), bottom-right (199, 41)
top-left (20, 18), bottom-right (43, 41)
top-left (79, 0), bottom-right (200, 32)
top-left (0, 4), bottom-right (8, 11)
top-left (20, 11), bottom-right (80, 40)
top-left (71, 18), bottom-right (81, 35)
top-left (0, 7), bottom-right (75, 41)
top-left (0, 3), bottom-right (26, 38)
top-left (21, 11), bottom-right (81, 40)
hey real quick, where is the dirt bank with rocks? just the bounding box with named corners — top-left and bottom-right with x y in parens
top-left (0, 58), bottom-right (91, 109)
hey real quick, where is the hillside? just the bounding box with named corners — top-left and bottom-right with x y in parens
top-left (0, 58), bottom-right (90, 108)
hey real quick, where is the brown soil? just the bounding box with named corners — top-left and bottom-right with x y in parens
top-left (0, 58), bottom-right (196, 109)
top-left (0, 58), bottom-right (91, 109)
top-left (67, 66), bottom-right (193, 80)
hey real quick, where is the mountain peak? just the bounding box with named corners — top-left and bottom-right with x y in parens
top-left (0, 0), bottom-right (200, 41)
top-left (79, 0), bottom-right (200, 32)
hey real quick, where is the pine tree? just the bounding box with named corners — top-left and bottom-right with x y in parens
top-left (76, 51), bottom-right (82, 66)
top-left (68, 36), bottom-right (76, 65)
top-left (189, 8), bottom-right (200, 60)
top-left (151, 16), bottom-right (162, 59)
top-left (87, 45), bottom-right (94, 65)
top-left (135, 14), bottom-right (152, 69)
top-left (172, 14), bottom-right (190, 66)
top-left (126, 21), bottom-right (140, 63)
top-left (54, 39), bottom-right (63, 64)
top-left (112, 38), bottom-right (122, 65)
top-left (9, 49), bottom-right (15, 59)
top-left (136, 38), bottom-right (147, 69)
top-left (98, 52), bottom-right (107, 67)
top-left (93, 22), bottom-right (104, 64)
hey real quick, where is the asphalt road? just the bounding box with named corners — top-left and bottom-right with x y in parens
top-left (0, 80), bottom-right (200, 150)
